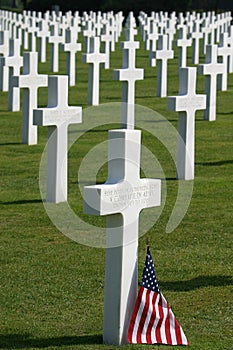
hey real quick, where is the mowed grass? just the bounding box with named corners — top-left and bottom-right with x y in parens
top-left (0, 29), bottom-right (232, 350)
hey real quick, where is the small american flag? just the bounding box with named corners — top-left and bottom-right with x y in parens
top-left (128, 246), bottom-right (189, 345)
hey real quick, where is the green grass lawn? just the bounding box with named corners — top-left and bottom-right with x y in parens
top-left (0, 30), bottom-right (232, 350)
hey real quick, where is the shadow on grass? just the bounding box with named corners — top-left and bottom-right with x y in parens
top-left (196, 160), bottom-right (233, 166)
top-left (0, 334), bottom-right (102, 349)
top-left (159, 275), bottom-right (233, 292)
top-left (0, 199), bottom-right (42, 205)
top-left (0, 142), bottom-right (22, 146)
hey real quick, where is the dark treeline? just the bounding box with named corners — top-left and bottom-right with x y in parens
top-left (25, 0), bottom-right (233, 14)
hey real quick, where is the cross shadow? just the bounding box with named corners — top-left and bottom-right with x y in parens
top-left (0, 199), bottom-right (42, 205)
top-left (159, 275), bottom-right (232, 292)
top-left (0, 142), bottom-right (22, 146)
top-left (195, 160), bottom-right (233, 166)
top-left (217, 111), bottom-right (233, 115)
top-left (0, 334), bottom-right (102, 349)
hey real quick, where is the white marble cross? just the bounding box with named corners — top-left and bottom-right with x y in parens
top-left (0, 30), bottom-right (10, 91)
top-left (166, 18), bottom-right (176, 50)
top-left (198, 44), bottom-right (224, 121)
top-left (62, 28), bottom-right (82, 86)
top-left (28, 16), bottom-right (39, 52)
top-left (147, 21), bottom-right (158, 67)
top-left (156, 34), bottom-right (174, 97)
top-left (201, 18), bottom-right (212, 55)
top-left (227, 25), bottom-right (233, 73)
top-left (176, 26), bottom-right (192, 68)
top-left (101, 23), bottom-right (114, 69)
top-left (83, 20), bottom-right (95, 53)
top-left (0, 37), bottom-right (22, 98)
top-left (33, 75), bottom-right (82, 203)
top-left (12, 51), bottom-right (48, 144)
top-left (49, 23), bottom-right (64, 72)
top-left (113, 28), bottom-right (144, 129)
top-left (82, 36), bottom-right (107, 106)
top-left (37, 19), bottom-right (50, 63)
top-left (217, 32), bottom-right (231, 91)
top-left (0, 30), bottom-right (10, 57)
top-left (191, 22), bottom-right (203, 64)
top-left (167, 67), bottom-right (206, 180)
top-left (6, 38), bottom-right (23, 112)
top-left (84, 129), bottom-right (161, 345)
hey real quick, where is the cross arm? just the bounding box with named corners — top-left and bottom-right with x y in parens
top-left (33, 107), bottom-right (82, 127)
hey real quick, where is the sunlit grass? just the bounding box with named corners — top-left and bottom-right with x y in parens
top-left (0, 28), bottom-right (232, 350)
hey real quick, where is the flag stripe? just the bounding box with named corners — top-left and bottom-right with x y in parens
top-left (155, 294), bottom-right (163, 344)
top-left (136, 288), bottom-right (150, 343)
top-left (128, 286), bottom-right (144, 343)
top-left (164, 301), bottom-right (172, 344)
top-left (146, 291), bottom-right (158, 344)
top-left (141, 290), bottom-right (153, 344)
top-left (127, 247), bottom-right (189, 346)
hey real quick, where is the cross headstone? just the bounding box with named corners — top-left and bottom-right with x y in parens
top-left (156, 34), bottom-right (174, 97)
top-left (0, 30), bottom-right (10, 91)
top-left (147, 21), bottom-right (158, 67)
top-left (83, 19), bottom-right (95, 53)
top-left (33, 75), bottom-right (82, 203)
top-left (21, 15), bottom-right (30, 50)
top-left (84, 129), bottom-right (161, 345)
top-left (37, 19), bottom-right (50, 63)
top-left (202, 18), bottom-right (212, 55)
top-left (62, 28), bottom-right (82, 86)
top-left (217, 32), bottom-right (231, 91)
top-left (167, 67), bottom-right (206, 180)
top-left (227, 25), bottom-right (233, 73)
top-left (166, 18), bottom-right (176, 50)
top-left (12, 52), bottom-right (48, 144)
top-left (101, 23), bottom-right (114, 69)
top-left (176, 26), bottom-right (192, 68)
top-left (198, 44), bottom-right (224, 121)
top-left (0, 30), bottom-right (10, 57)
top-left (6, 38), bottom-right (23, 112)
top-left (113, 28), bottom-right (144, 129)
top-left (28, 16), bottom-right (39, 52)
top-left (191, 22), bottom-right (203, 64)
top-left (49, 23), bottom-right (64, 72)
top-left (82, 36), bottom-right (107, 106)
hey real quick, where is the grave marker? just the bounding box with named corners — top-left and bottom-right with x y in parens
top-left (176, 26), bottom-right (192, 68)
top-left (6, 38), bottom-right (23, 112)
top-left (167, 67), bottom-right (206, 180)
top-left (12, 52), bottom-right (48, 144)
top-left (49, 23), bottom-right (63, 72)
top-left (37, 19), bottom-right (50, 63)
top-left (156, 34), bottom-right (174, 97)
top-left (62, 28), bottom-right (82, 86)
top-left (84, 129), bottom-right (161, 345)
top-left (217, 32), bottom-right (231, 91)
top-left (101, 23), bottom-right (114, 69)
top-left (114, 28), bottom-right (144, 128)
top-left (191, 22), bottom-right (202, 64)
top-left (34, 75), bottom-right (82, 203)
top-left (82, 36), bottom-right (107, 106)
top-left (198, 44), bottom-right (224, 121)
top-left (0, 30), bottom-right (10, 91)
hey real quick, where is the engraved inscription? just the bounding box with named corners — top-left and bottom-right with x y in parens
top-left (178, 96), bottom-right (203, 109)
top-left (103, 183), bottom-right (158, 209)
